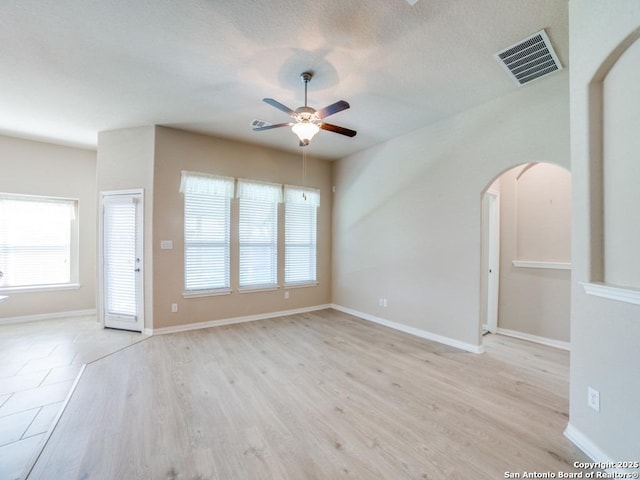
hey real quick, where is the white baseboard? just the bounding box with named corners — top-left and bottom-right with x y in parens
top-left (146, 304), bottom-right (332, 335)
top-left (330, 304), bottom-right (484, 354)
top-left (0, 309), bottom-right (97, 326)
top-left (564, 423), bottom-right (615, 467)
top-left (496, 327), bottom-right (570, 351)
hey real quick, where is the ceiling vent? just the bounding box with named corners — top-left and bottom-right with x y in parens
top-left (495, 29), bottom-right (562, 86)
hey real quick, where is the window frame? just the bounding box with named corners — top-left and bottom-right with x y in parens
top-left (180, 172), bottom-right (234, 297)
top-left (0, 192), bottom-right (80, 294)
top-left (179, 173), bottom-right (322, 298)
top-left (284, 186), bottom-right (319, 287)
top-left (237, 179), bottom-right (282, 292)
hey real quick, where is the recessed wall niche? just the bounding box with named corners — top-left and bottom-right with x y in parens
top-left (602, 38), bottom-right (640, 289)
top-left (516, 163), bottom-right (572, 264)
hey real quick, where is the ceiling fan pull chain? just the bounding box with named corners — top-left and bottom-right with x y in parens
top-left (302, 148), bottom-right (307, 188)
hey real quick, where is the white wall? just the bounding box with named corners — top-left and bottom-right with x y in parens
top-left (332, 70), bottom-right (570, 350)
top-left (0, 135), bottom-right (97, 319)
top-left (568, 0), bottom-right (640, 463)
top-left (97, 126), bottom-right (155, 329)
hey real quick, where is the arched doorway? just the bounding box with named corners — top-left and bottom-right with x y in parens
top-left (480, 162), bottom-right (572, 349)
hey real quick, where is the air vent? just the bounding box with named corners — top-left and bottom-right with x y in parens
top-left (495, 29), bottom-right (562, 86)
top-left (251, 119), bottom-right (271, 128)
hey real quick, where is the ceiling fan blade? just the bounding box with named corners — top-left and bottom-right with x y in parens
top-left (252, 122), bottom-right (292, 131)
top-left (320, 122), bottom-right (357, 137)
top-left (263, 98), bottom-right (295, 116)
top-left (316, 100), bottom-right (350, 119)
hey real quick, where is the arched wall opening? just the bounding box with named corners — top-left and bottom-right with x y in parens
top-left (582, 28), bottom-right (640, 295)
top-left (565, 3), bottom-right (640, 461)
top-left (480, 162), bottom-right (572, 349)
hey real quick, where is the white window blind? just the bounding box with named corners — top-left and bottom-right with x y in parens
top-left (103, 195), bottom-right (137, 317)
top-left (237, 179), bottom-right (282, 289)
top-left (284, 186), bottom-right (319, 286)
top-left (181, 172), bottom-right (234, 293)
top-left (0, 194), bottom-right (77, 289)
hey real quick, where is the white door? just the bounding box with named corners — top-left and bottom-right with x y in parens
top-left (101, 190), bottom-right (144, 332)
top-left (485, 191), bottom-right (500, 334)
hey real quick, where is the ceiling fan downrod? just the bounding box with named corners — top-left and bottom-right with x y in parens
top-left (300, 72), bottom-right (312, 107)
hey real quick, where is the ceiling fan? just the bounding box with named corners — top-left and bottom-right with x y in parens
top-left (252, 71), bottom-right (357, 147)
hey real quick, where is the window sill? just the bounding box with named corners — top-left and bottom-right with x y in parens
top-left (0, 283), bottom-right (80, 295)
top-left (580, 282), bottom-right (640, 306)
top-left (284, 281), bottom-right (319, 289)
top-left (183, 288), bottom-right (232, 298)
top-left (238, 285), bottom-right (279, 294)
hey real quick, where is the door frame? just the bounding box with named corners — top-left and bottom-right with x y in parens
top-left (483, 189), bottom-right (500, 334)
top-left (98, 189), bottom-right (144, 332)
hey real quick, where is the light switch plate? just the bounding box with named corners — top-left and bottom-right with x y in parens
top-left (160, 240), bottom-right (173, 250)
top-left (588, 386), bottom-right (600, 412)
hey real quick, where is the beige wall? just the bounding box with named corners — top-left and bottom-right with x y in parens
top-left (97, 126), bottom-right (155, 329)
top-left (497, 163), bottom-right (571, 341)
top-left (569, 0), bottom-right (640, 462)
top-left (516, 164), bottom-right (572, 263)
top-left (332, 70), bottom-right (570, 349)
top-left (152, 126), bottom-right (332, 329)
top-left (0, 135), bottom-right (96, 319)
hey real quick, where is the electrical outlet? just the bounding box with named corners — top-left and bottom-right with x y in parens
top-left (587, 386), bottom-right (600, 412)
top-left (382, 298), bottom-right (388, 307)
top-left (284, 291), bottom-right (289, 299)
top-left (171, 303), bottom-right (178, 313)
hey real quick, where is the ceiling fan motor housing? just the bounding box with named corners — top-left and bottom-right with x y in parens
top-left (294, 106), bottom-right (319, 123)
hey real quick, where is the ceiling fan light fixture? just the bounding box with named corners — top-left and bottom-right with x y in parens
top-left (291, 122), bottom-right (320, 146)
top-left (254, 71), bottom-right (356, 146)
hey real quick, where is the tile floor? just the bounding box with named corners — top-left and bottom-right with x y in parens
top-left (0, 315), bottom-right (147, 480)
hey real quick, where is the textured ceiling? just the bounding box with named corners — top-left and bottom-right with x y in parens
top-left (0, 0), bottom-right (568, 160)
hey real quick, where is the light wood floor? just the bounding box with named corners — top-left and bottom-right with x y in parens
top-left (27, 309), bottom-right (588, 479)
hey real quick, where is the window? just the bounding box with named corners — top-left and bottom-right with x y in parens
top-left (237, 179), bottom-right (281, 290)
top-left (180, 173), bottom-right (321, 295)
top-left (284, 186), bottom-right (319, 286)
top-left (0, 194), bottom-right (78, 291)
top-left (180, 172), bottom-right (234, 294)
